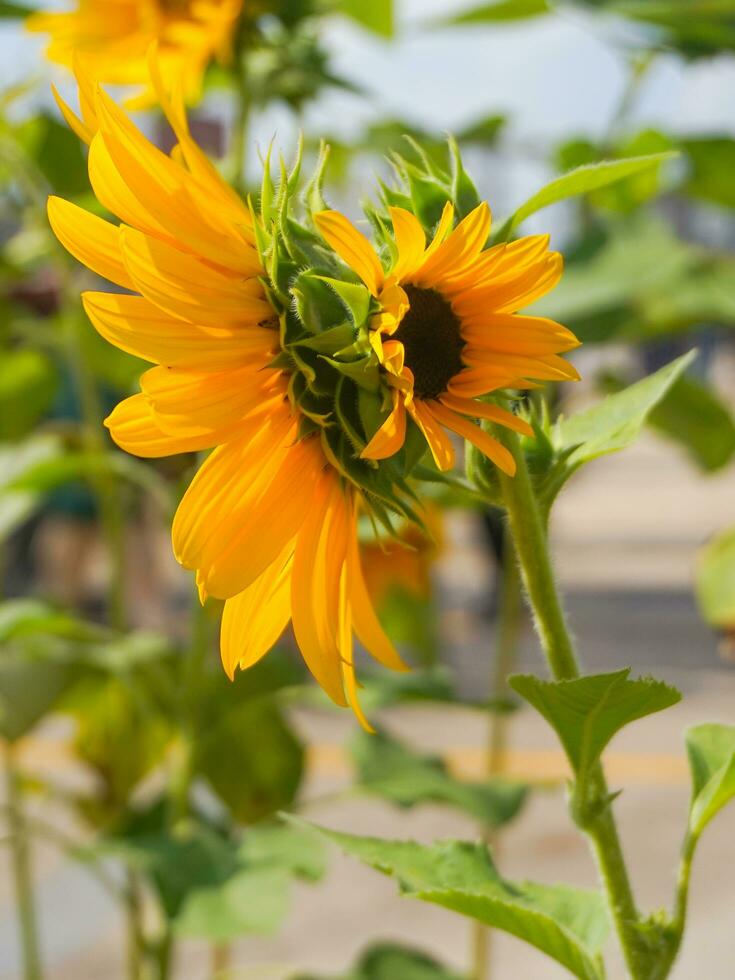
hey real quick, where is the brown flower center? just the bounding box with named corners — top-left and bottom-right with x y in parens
top-left (394, 285), bottom-right (465, 400)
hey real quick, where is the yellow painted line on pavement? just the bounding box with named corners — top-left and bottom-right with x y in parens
top-left (14, 738), bottom-right (689, 786)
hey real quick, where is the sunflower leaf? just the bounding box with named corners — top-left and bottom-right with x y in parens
top-left (340, 0), bottom-right (394, 37)
top-left (293, 942), bottom-right (465, 980)
top-left (695, 526), bottom-right (735, 631)
top-left (434, 0), bottom-right (550, 26)
top-left (352, 729), bottom-right (529, 827)
top-left (289, 820), bottom-right (609, 980)
top-left (509, 670), bottom-right (681, 788)
top-left (686, 724), bottom-right (735, 839)
top-left (545, 352), bottom-right (695, 509)
top-left (499, 152), bottom-right (677, 237)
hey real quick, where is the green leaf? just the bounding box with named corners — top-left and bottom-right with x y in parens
top-left (175, 866), bottom-right (290, 941)
top-left (294, 942), bottom-right (466, 980)
top-left (647, 374), bottom-right (735, 472)
top-left (683, 137), bottom-right (735, 208)
top-left (502, 153), bottom-right (677, 236)
top-left (294, 822), bottom-right (609, 980)
top-left (352, 730), bottom-right (528, 828)
top-left (318, 276), bottom-right (372, 329)
top-left (0, 349), bottom-right (58, 440)
top-left (340, 0), bottom-right (394, 37)
top-left (194, 689), bottom-right (304, 824)
top-left (437, 0), bottom-right (550, 25)
top-left (509, 670), bottom-right (681, 782)
top-left (0, 658), bottom-right (76, 742)
top-left (696, 527), bottom-right (735, 630)
top-left (0, 2), bottom-right (32, 16)
top-left (239, 822), bottom-right (328, 882)
top-left (685, 724), bottom-right (735, 838)
top-left (554, 352), bottom-right (695, 468)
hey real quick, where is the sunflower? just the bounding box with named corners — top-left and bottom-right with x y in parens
top-left (28, 0), bottom-right (242, 106)
top-left (314, 205), bottom-right (580, 476)
top-left (47, 63), bottom-right (407, 728)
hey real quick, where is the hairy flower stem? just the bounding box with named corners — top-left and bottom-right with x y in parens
top-left (472, 538), bottom-right (523, 980)
top-left (4, 746), bottom-right (43, 980)
top-left (497, 430), bottom-right (650, 980)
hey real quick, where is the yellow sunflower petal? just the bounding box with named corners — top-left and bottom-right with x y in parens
top-left (389, 207), bottom-right (426, 281)
top-left (47, 197), bottom-right (133, 291)
top-left (413, 202), bottom-right (491, 285)
top-left (346, 520), bottom-right (407, 672)
top-left (82, 292), bottom-right (275, 369)
top-left (291, 473), bottom-right (349, 705)
top-left (429, 402), bottom-right (516, 476)
top-left (104, 393), bottom-right (226, 458)
top-left (408, 401), bottom-right (456, 471)
top-left (221, 551), bottom-right (293, 679)
top-left (361, 390), bottom-right (407, 460)
top-left (314, 211), bottom-right (384, 296)
top-left (139, 365), bottom-right (281, 437)
top-left (119, 226), bottom-right (272, 327)
top-left (338, 567), bottom-right (374, 732)
top-left (438, 393), bottom-right (534, 437)
top-left (462, 313), bottom-right (580, 356)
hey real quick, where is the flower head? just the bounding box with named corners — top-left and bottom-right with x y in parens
top-left (47, 63), bottom-right (411, 727)
top-left (314, 201), bottom-right (580, 476)
top-left (28, 0), bottom-right (242, 106)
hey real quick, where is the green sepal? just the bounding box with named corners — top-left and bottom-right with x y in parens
top-left (319, 354), bottom-right (380, 392)
top-left (291, 271), bottom-right (347, 334)
top-left (317, 276), bottom-right (372, 329)
top-left (304, 141), bottom-right (330, 217)
top-left (449, 135), bottom-right (480, 218)
top-left (293, 323), bottom-right (356, 353)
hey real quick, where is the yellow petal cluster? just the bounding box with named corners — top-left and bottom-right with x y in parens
top-left (48, 66), bottom-right (407, 727)
top-left (315, 205), bottom-right (579, 476)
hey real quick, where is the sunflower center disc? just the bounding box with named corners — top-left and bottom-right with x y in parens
top-left (394, 285), bottom-right (465, 400)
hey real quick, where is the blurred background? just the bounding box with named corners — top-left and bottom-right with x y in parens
top-left (1, 1), bottom-right (735, 978)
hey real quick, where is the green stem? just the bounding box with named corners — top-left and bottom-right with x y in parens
top-left (124, 871), bottom-right (145, 980)
top-left (3, 746), bottom-right (43, 980)
top-left (649, 833), bottom-right (696, 980)
top-left (496, 430), bottom-right (649, 980)
top-left (471, 537), bottom-right (524, 980)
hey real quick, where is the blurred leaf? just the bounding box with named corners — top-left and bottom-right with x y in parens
top-left (0, 349), bottom-right (58, 439)
top-left (603, 0), bottom-right (735, 57)
top-left (554, 352), bottom-right (695, 468)
top-left (534, 217), bottom-right (696, 330)
top-left (176, 865), bottom-right (290, 941)
top-left (456, 114), bottom-right (506, 145)
top-left (14, 113), bottom-right (88, 196)
top-left (359, 667), bottom-right (454, 707)
top-left (0, 655), bottom-right (76, 742)
top-left (240, 822), bottom-right (328, 881)
top-left (686, 723), bottom-right (735, 838)
top-left (8, 449), bottom-right (174, 512)
top-left (509, 670), bottom-right (681, 783)
top-left (339, 0), bottom-right (394, 37)
top-left (352, 730), bottom-right (528, 827)
top-left (0, 2), bottom-right (32, 16)
top-left (601, 370), bottom-right (735, 472)
top-left (696, 527), bottom-right (735, 629)
top-left (295, 943), bottom-right (465, 980)
top-left (193, 669), bottom-right (304, 824)
top-left (683, 137), bottom-right (735, 208)
top-left (437, 0), bottom-right (550, 25)
top-left (499, 153), bottom-right (677, 237)
top-left (0, 598), bottom-right (103, 644)
top-left (66, 664), bottom-right (172, 828)
top-left (296, 822), bottom-right (609, 980)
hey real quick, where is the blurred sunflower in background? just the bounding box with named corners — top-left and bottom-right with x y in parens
top-left (315, 206), bottom-right (580, 474)
top-left (28, 0), bottom-right (242, 105)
